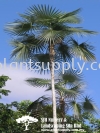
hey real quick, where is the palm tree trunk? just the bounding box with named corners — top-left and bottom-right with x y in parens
top-left (49, 42), bottom-right (58, 133)
top-left (60, 98), bottom-right (65, 133)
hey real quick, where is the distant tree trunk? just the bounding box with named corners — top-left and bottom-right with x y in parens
top-left (60, 98), bottom-right (66, 133)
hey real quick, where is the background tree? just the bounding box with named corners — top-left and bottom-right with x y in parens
top-left (0, 75), bottom-right (11, 99)
top-left (0, 100), bottom-right (34, 133)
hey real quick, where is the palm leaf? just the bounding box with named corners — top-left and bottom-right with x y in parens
top-left (70, 101), bottom-right (82, 118)
top-left (58, 8), bottom-right (81, 24)
top-left (66, 27), bottom-right (97, 35)
top-left (81, 96), bottom-right (98, 114)
top-left (71, 38), bottom-right (96, 61)
top-left (27, 5), bottom-right (61, 23)
top-left (57, 69), bottom-right (82, 85)
top-left (54, 39), bottom-right (73, 62)
top-left (27, 96), bottom-right (50, 112)
top-left (26, 78), bottom-right (51, 88)
top-left (19, 13), bottom-right (35, 23)
top-left (10, 36), bottom-right (46, 61)
top-left (46, 83), bottom-right (81, 99)
top-left (60, 8), bottom-right (81, 18)
top-left (5, 20), bottom-right (34, 36)
top-left (39, 26), bottom-right (97, 44)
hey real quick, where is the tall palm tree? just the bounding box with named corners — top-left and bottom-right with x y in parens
top-left (5, 5), bottom-right (97, 133)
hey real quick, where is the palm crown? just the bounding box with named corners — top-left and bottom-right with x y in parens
top-left (5, 5), bottom-right (96, 63)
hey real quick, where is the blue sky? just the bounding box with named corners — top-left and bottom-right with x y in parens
top-left (0, 0), bottom-right (100, 112)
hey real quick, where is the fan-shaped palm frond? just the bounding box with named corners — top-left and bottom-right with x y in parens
top-left (81, 96), bottom-right (98, 114)
top-left (57, 69), bottom-right (82, 85)
top-left (10, 40), bottom-right (31, 61)
top-left (70, 101), bottom-right (82, 118)
top-left (26, 78), bottom-right (51, 88)
top-left (70, 96), bottom-right (98, 119)
top-left (71, 38), bottom-right (95, 61)
top-left (10, 35), bottom-right (47, 61)
top-left (5, 20), bottom-right (34, 36)
top-left (27, 96), bottom-right (50, 112)
top-left (58, 8), bottom-right (81, 23)
top-left (46, 82), bottom-right (84, 102)
top-left (54, 40), bottom-right (72, 62)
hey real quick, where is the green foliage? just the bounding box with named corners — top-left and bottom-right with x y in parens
top-left (0, 99), bottom-right (99, 133)
top-left (0, 75), bottom-right (10, 88)
top-left (0, 100), bottom-right (34, 133)
top-left (0, 75), bottom-right (11, 99)
top-left (82, 112), bottom-right (100, 132)
top-left (5, 5), bottom-right (97, 68)
top-left (26, 70), bottom-right (98, 119)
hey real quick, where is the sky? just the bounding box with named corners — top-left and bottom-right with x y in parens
top-left (0, 0), bottom-right (100, 113)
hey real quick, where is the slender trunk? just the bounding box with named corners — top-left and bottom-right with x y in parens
top-left (49, 42), bottom-right (58, 133)
top-left (60, 98), bottom-right (65, 133)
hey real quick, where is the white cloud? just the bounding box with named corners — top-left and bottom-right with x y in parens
top-left (0, 65), bottom-right (50, 104)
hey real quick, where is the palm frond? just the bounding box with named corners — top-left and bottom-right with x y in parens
top-left (10, 36), bottom-right (46, 61)
top-left (81, 96), bottom-right (98, 114)
top-left (69, 82), bottom-right (85, 96)
top-left (66, 27), bottom-right (97, 36)
top-left (39, 28), bottom-right (65, 43)
top-left (58, 8), bottom-right (81, 24)
top-left (70, 38), bottom-right (96, 61)
top-left (10, 40), bottom-right (30, 61)
top-left (57, 69), bottom-right (82, 85)
top-left (27, 96), bottom-right (50, 112)
top-left (46, 83), bottom-right (80, 99)
top-left (54, 41), bottom-right (72, 62)
top-left (70, 101), bottom-right (82, 118)
top-left (25, 78), bottom-right (51, 88)
top-left (60, 8), bottom-right (81, 18)
top-left (38, 26), bottom-right (97, 43)
top-left (5, 20), bottom-right (34, 36)
top-left (19, 13), bottom-right (35, 23)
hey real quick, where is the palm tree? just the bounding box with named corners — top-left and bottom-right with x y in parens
top-left (26, 70), bottom-right (98, 119)
top-left (26, 70), bottom-right (98, 133)
top-left (5, 5), bottom-right (97, 133)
